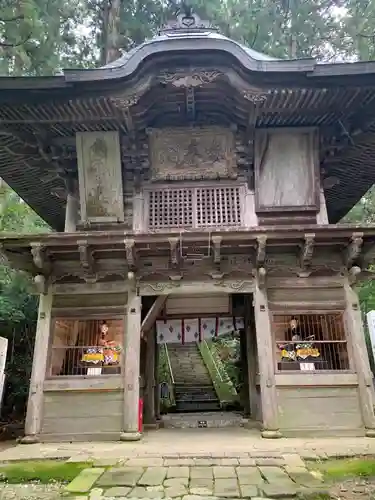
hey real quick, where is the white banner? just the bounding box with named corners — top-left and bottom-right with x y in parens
top-left (156, 317), bottom-right (244, 344)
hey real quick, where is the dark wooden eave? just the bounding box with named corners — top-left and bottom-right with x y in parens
top-left (1, 33), bottom-right (375, 227)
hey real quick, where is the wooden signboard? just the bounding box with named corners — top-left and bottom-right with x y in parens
top-left (76, 131), bottom-right (124, 224)
top-left (254, 127), bottom-right (319, 212)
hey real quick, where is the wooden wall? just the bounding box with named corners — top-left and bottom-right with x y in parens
top-left (40, 390), bottom-right (123, 442)
top-left (267, 277), bottom-right (346, 312)
top-left (277, 386), bottom-right (364, 437)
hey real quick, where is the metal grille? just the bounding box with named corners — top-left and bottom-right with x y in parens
top-left (149, 188), bottom-right (193, 229)
top-left (49, 318), bottom-right (123, 377)
top-left (148, 185), bottom-right (242, 229)
top-left (273, 313), bottom-right (349, 372)
top-left (196, 186), bottom-right (241, 227)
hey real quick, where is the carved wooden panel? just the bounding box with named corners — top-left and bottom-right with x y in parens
top-left (255, 127), bottom-right (319, 212)
top-left (149, 126), bottom-right (237, 181)
top-left (76, 131), bottom-right (124, 223)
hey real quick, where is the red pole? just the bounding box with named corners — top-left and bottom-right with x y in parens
top-left (138, 397), bottom-right (143, 433)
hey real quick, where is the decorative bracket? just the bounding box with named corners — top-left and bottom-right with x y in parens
top-left (168, 237), bottom-right (179, 268)
top-left (256, 236), bottom-right (267, 267)
top-left (159, 69), bottom-right (222, 88)
top-left (212, 236), bottom-right (222, 265)
top-left (299, 233), bottom-right (315, 277)
top-left (346, 232), bottom-right (363, 268)
top-left (125, 239), bottom-right (136, 271)
top-left (77, 239), bottom-right (96, 283)
top-left (30, 242), bottom-right (51, 275)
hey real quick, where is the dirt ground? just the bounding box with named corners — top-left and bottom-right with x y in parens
top-left (328, 478), bottom-right (375, 499)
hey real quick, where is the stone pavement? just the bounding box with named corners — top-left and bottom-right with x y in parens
top-left (64, 454), bottom-right (326, 499)
top-left (2, 429), bottom-right (375, 463)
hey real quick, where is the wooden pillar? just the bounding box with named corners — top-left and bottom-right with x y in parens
top-left (144, 327), bottom-right (156, 426)
top-left (239, 329), bottom-right (250, 416)
top-left (21, 288), bottom-right (53, 443)
top-left (344, 281), bottom-right (375, 436)
top-left (121, 290), bottom-right (142, 441)
top-left (246, 319), bottom-right (259, 420)
top-left (154, 338), bottom-right (161, 421)
top-left (253, 280), bottom-right (282, 438)
top-left (64, 192), bottom-right (78, 232)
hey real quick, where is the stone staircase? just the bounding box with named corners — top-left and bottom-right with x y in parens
top-left (167, 343), bottom-right (221, 412)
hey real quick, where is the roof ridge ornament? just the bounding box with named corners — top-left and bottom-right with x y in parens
top-left (161, 3), bottom-right (218, 35)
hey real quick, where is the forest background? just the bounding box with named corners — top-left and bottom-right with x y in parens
top-left (1, 0), bottom-right (375, 430)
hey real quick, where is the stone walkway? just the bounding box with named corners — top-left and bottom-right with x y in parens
top-left (2, 428), bottom-right (375, 462)
top-left (0, 430), bottom-right (375, 499)
top-left (64, 454), bottom-right (326, 499)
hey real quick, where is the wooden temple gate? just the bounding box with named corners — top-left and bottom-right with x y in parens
top-left (0, 10), bottom-right (375, 441)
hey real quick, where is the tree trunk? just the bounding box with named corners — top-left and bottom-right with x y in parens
top-left (101, 0), bottom-right (122, 65)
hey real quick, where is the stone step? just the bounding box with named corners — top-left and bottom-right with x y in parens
top-left (162, 411), bottom-right (245, 428)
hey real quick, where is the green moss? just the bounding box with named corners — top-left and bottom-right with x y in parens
top-left (312, 458), bottom-right (375, 480)
top-left (0, 460), bottom-right (93, 484)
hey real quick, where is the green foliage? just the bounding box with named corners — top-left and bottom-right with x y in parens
top-left (0, 460), bottom-right (93, 484)
top-left (314, 458), bottom-right (375, 479)
top-left (0, 183), bottom-right (50, 421)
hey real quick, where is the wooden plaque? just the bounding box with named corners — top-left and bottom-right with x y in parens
top-left (149, 126), bottom-right (237, 181)
top-left (76, 131), bottom-right (124, 223)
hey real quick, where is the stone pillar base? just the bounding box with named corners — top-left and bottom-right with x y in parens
top-left (365, 429), bottom-right (375, 438)
top-left (20, 435), bottom-right (40, 444)
top-left (261, 429), bottom-right (283, 439)
top-left (120, 432), bottom-right (142, 442)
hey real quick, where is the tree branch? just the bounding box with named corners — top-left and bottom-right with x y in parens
top-left (0, 33), bottom-right (32, 47)
top-left (0, 14), bottom-right (25, 22)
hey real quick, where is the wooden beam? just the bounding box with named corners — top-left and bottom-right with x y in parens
top-left (121, 291), bottom-right (142, 441)
top-left (346, 232), bottom-right (363, 268)
top-left (344, 281), bottom-right (375, 436)
top-left (21, 287), bottom-right (53, 443)
top-left (141, 295), bottom-right (167, 335)
top-left (253, 278), bottom-right (281, 438)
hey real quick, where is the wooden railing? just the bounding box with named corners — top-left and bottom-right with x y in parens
top-left (162, 343), bottom-right (175, 407)
top-left (197, 340), bottom-right (238, 405)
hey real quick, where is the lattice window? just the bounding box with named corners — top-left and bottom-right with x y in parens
top-left (49, 318), bottom-right (124, 377)
top-left (273, 313), bottom-right (349, 372)
top-left (149, 188), bottom-right (193, 229)
top-left (147, 185), bottom-right (242, 229)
